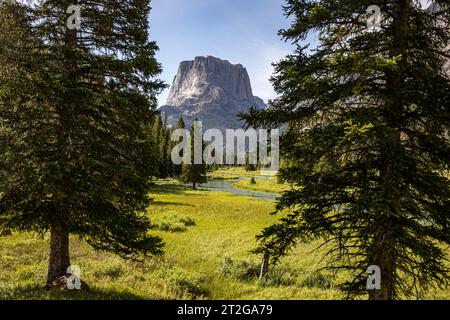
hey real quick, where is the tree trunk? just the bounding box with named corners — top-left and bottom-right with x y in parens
top-left (369, 228), bottom-right (396, 300)
top-left (193, 182), bottom-right (196, 190)
top-left (46, 221), bottom-right (71, 286)
top-left (259, 252), bottom-right (270, 280)
top-left (367, 0), bottom-right (410, 300)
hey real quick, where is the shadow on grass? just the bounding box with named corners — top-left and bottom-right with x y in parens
top-left (0, 284), bottom-right (145, 300)
top-left (151, 184), bottom-right (193, 195)
top-left (150, 200), bottom-right (195, 207)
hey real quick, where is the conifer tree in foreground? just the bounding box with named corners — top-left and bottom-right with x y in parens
top-left (0, 0), bottom-right (165, 286)
top-left (242, 0), bottom-right (450, 299)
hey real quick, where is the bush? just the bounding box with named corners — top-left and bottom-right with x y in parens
top-left (153, 212), bottom-right (196, 232)
top-left (158, 222), bottom-right (186, 232)
top-left (301, 273), bottom-right (334, 290)
top-left (260, 268), bottom-right (297, 287)
top-left (218, 256), bottom-right (260, 281)
top-left (179, 215), bottom-right (196, 226)
top-left (162, 268), bottom-right (208, 299)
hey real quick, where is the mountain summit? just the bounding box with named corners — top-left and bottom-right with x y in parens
top-left (159, 56), bottom-right (266, 130)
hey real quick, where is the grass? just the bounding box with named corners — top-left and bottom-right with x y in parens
top-left (233, 177), bottom-right (289, 194)
top-left (207, 167), bottom-right (275, 179)
top-left (152, 211), bottom-right (196, 232)
top-left (0, 180), bottom-right (449, 300)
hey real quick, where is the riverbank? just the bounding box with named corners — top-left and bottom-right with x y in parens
top-left (233, 177), bottom-right (289, 194)
top-left (207, 167), bottom-right (276, 180)
top-left (1, 180), bottom-right (448, 299)
top-left (0, 180), bottom-right (343, 299)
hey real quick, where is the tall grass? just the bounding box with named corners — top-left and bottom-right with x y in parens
top-left (0, 180), bottom-right (448, 300)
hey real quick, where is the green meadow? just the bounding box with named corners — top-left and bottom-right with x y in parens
top-left (233, 177), bottom-right (289, 194)
top-left (0, 179), bottom-right (449, 300)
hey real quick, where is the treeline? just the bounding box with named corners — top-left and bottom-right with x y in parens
top-left (150, 114), bottom-right (263, 186)
top-left (150, 114), bottom-right (177, 179)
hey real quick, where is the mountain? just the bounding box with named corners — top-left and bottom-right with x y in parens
top-left (159, 56), bottom-right (266, 130)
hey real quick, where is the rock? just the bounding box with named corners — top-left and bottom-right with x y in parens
top-left (160, 56), bottom-right (266, 131)
top-left (46, 274), bottom-right (90, 292)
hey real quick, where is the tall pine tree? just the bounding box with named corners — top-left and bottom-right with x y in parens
top-left (173, 116), bottom-right (186, 176)
top-left (0, 0), bottom-right (165, 286)
top-left (242, 0), bottom-right (450, 299)
top-left (181, 121), bottom-right (207, 190)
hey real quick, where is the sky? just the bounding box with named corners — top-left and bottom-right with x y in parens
top-left (150, 0), bottom-right (296, 106)
top-left (150, 0), bottom-right (433, 106)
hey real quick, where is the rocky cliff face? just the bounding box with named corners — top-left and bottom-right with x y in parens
top-left (428, 2), bottom-right (450, 76)
top-left (159, 56), bottom-right (266, 130)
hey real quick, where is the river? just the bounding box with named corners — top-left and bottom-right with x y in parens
top-left (199, 178), bottom-right (278, 201)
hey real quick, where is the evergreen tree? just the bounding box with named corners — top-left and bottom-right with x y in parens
top-left (0, 0), bottom-right (165, 286)
top-left (150, 113), bottom-right (175, 178)
top-left (181, 121), bottom-right (207, 190)
top-left (164, 127), bottom-right (174, 178)
top-left (245, 154), bottom-right (257, 171)
top-left (177, 116), bottom-right (186, 130)
top-left (156, 114), bottom-right (168, 178)
top-left (173, 116), bottom-right (186, 176)
top-left (242, 0), bottom-right (450, 299)
top-left (159, 120), bottom-right (172, 178)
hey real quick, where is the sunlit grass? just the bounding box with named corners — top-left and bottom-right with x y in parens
top-left (0, 180), bottom-right (448, 300)
top-left (207, 167), bottom-right (275, 179)
top-left (233, 177), bottom-right (289, 194)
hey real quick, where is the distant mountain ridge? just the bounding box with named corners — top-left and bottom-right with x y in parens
top-left (159, 56), bottom-right (266, 130)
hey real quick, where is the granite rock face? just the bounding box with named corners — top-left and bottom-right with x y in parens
top-left (428, 2), bottom-right (450, 76)
top-left (159, 56), bottom-right (266, 130)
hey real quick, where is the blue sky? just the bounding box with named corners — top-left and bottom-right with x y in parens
top-left (150, 0), bottom-right (297, 105)
top-left (150, 0), bottom-right (433, 106)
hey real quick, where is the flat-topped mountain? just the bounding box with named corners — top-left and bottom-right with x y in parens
top-left (159, 56), bottom-right (266, 130)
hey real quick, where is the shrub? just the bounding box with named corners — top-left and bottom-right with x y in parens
top-left (301, 273), bottom-right (334, 290)
top-left (179, 215), bottom-right (196, 227)
top-left (260, 268), bottom-right (297, 287)
top-left (163, 268), bottom-right (208, 299)
top-left (153, 212), bottom-right (196, 232)
top-left (218, 256), bottom-right (260, 281)
top-left (158, 221), bottom-right (186, 232)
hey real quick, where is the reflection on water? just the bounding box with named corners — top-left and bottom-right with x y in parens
top-left (199, 178), bottom-right (278, 201)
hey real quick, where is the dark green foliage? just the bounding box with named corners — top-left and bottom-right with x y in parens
top-left (242, 0), bottom-right (450, 299)
top-left (153, 212), bottom-right (196, 232)
top-left (245, 153), bottom-right (258, 171)
top-left (218, 256), bottom-right (261, 281)
top-left (0, 0), bottom-right (165, 282)
top-left (177, 116), bottom-right (186, 130)
top-left (180, 121), bottom-right (207, 189)
top-left (151, 114), bottom-right (175, 179)
top-left (161, 267), bottom-right (208, 298)
top-left (301, 273), bottom-right (334, 290)
top-left (260, 268), bottom-right (297, 287)
top-left (219, 256), bottom-right (296, 286)
top-left (173, 116), bottom-right (186, 176)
